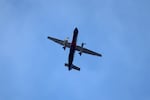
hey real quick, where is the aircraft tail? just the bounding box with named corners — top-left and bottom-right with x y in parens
top-left (65, 63), bottom-right (80, 71)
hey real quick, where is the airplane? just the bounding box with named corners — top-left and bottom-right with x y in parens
top-left (47, 27), bottom-right (102, 71)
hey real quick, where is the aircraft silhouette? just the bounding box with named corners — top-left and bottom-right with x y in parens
top-left (48, 27), bottom-right (102, 71)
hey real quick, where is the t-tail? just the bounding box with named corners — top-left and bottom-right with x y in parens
top-left (65, 63), bottom-right (80, 71)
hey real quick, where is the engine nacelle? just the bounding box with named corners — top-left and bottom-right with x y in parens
top-left (79, 43), bottom-right (86, 56)
top-left (62, 37), bottom-right (69, 50)
top-left (79, 51), bottom-right (82, 56)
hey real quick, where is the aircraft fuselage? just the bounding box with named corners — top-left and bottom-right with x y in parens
top-left (68, 28), bottom-right (78, 70)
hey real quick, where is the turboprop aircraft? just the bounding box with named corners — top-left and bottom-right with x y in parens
top-left (47, 27), bottom-right (102, 71)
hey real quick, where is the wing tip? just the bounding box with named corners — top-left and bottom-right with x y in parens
top-left (47, 36), bottom-right (54, 40)
top-left (98, 54), bottom-right (102, 57)
top-left (47, 36), bottom-right (50, 39)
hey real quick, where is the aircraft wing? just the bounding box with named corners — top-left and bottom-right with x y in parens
top-left (47, 36), bottom-right (71, 48)
top-left (75, 45), bottom-right (102, 57)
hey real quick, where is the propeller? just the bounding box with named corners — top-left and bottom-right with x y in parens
top-left (81, 43), bottom-right (86, 47)
top-left (79, 42), bottom-right (86, 56)
top-left (63, 37), bottom-right (69, 50)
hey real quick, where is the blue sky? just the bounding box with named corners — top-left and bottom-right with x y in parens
top-left (0, 0), bottom-right (150, 100)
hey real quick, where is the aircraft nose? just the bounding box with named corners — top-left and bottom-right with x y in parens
top-left (74, 27), bottom-right (78, 33)
top-left (75, 27), bottom-right (78, 30)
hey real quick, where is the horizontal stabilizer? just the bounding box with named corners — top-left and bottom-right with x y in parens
top-left (65, 63), bottom-right (80, 71)
top-left (72, 65), bottom-right (80, 71)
